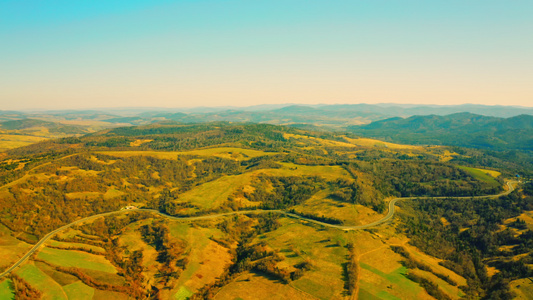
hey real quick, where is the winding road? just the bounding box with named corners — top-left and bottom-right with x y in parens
top-left (0, 181), bottom-right (517, 278)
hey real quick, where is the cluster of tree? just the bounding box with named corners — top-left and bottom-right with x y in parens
top-left (450, 146), bottom-right (533, 176)
top-left (360, 160), bottom-right (502, 197)
top-left (10, 274), bottom-right (42, 299)
top-left (252, 213), bottom-right (282, 233)
top-left (80, 122), bottom-right (298, 152)
top-left (0, 149), bottom-right (259, 238)
top-left (390, 245), bottom-right (457, 286)
top-left (242, 176), bottom-right (325, 209)
top-left (341, 165), bottom-right (387, 213)
top-left (343, 243), bottom-right (358, 295)
top-left (508, 218), bottom-right (528, 230)
top-left (55, 266), bottom-right (137, 297)
top-left (406, 273), bottom-right (452, 300)
top-left (241, 155), bottom-right (284, 170)
top-left (348, 112), bottom-right (533, 151)
top-left (193, 214), bottom-right (310, 298)
top-left (283, 153), bottom-right (335, 166)
top-left (287, 209), bottom-right (343, 225)
top-left (139, 222), bottom-right (188, 285)
top-left (398, 181), bottom-right (533, 298)
top-left (254, 256), bottom-right (293, 283)
top-left (76, 213), bottom-right (153, 297)
top-left (45, 244), bottom-right (102, 255)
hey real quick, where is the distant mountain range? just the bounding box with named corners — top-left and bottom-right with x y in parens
top-left (348, 113), bottom-right (533, 151)
top-left (0, 118), bottom-right (89, 135)
top-left (1, 104), bottom-right (532, 151)
top-left (3, 103), bottom-right (532, 129)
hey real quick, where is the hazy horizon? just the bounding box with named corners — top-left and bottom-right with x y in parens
top-left (4, 102), bottom-right (532, 114)
top-left (1, 1), bottom-right (532, 110)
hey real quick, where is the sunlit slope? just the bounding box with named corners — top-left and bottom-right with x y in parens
top-left (0, 121), bottom-right (520, 299)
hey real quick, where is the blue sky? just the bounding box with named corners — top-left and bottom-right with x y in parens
top-left (1, 0), bottom-right (532, 109)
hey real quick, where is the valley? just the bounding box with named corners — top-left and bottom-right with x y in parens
top-left (0, 121), bottom-right (530, 299)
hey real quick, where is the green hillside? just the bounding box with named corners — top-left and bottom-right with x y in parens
top-left (348, 113), bottom-right (533, 151)
top-left (0, 122), bottom-right (531, 299)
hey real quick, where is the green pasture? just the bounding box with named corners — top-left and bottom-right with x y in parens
top-left (252, 217), bottom-right (348, 299)
top-left (62, 281), bottom-right (95, 300)
top-left (359, 264), bottom-right (424, 299)
top-left (15, 263), bottom-right (67, 300)
top-left (177, 173), bottom-right (253, 209)
top-left (46, 239), bottom-right (106, 254)
top-left (457, 166), bottom-right (500, 187)
top-left (37, 247), bottom-right (117, 273)
top-left (0, 279), bottom-right (14, 300)
top-left (34, 261), bottom-right (78, 286)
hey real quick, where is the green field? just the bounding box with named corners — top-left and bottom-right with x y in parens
top-left (214, 272), bottom-right (316, 300)
top-left (291, 189), bottom-right (384, 225)
top-left (0, 224), bottom-right (32, 270)
top-left (170, 224), bottom-right (231, 298)
top-left (175, 162), bottom-right (352, 211)
top-left (177, 172), bottom-right (255, 209)
top-left (45, 239), bottom-right (106, 254)
top-left (457, 166), bottom-right (500, 187)
top-left (37, 247), bottom-right (117, 273)
top-left (62, 281), bottom-right (95, 300)
top-left (250, 218), bottom-right (348, 299)
top-left (15, 263), bottom-right (68, 300)
top-left (0, 279), bottom-right (14, 300)
top-left (359, 264), bottom-right (422, 299)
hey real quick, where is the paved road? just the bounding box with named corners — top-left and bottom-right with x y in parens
top-left (0, 181), bottom-right (517, 278)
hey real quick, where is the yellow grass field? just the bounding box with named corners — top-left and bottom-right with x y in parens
top-left (104, 187), bottom-right (125, 200)
top-left (512, 211), bottom-right (533, 230)
top-left (65, 191), bottom-right (101, 200)
top-left (214, 271), bottom-right (317, 300)
top-left (178, 173), bottom-right (255, 209)
top-left (410, 268), bottom-right (464, 299)
top-left (268, 162), bottom-right (352, 181)
top-left (98, 147), bottom-right (274, 161)
top-left (169, 223), bottom-right (232, 299)
top-left (130, 139), bottom-right (153, 147)
top-left (473, 167), bottom-right (501, 178)
top-left (284, 133), bottom-right (356, 148)
top-left (173, 163), bottom-right (351, 211)
top-left (118, 219), bottom-right (161, 284)
top-left (355, 232), bottom-right (430, 300)
top-left (0, 224), bottom-right (32, 271)
top-left (343, 136), bottom-right (422, 150)
top-left (62, 281), bottom-right (95, 300)
top-left (0, 134), bottom-right (48, 151)
top-left (241, 217), bottom-right (348, 299)
top-left (385, 236), bottom-right (467, 287)
top-left (510, 278), bottom-right (533, 300)
top-left (291, 189), bottom-right (385, 226)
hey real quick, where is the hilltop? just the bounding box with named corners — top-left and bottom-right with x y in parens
top-left (348, 113), bottom-right (533, 151)
top-left (0, 122), bottom-right (531, 299)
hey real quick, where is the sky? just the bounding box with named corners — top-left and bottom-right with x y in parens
top-left (0, 0), bottom-right (532, 110)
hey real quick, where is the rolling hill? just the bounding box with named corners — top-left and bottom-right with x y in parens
top-left (0, 120), bottom-right (532, 299)
top-left (348, 113), bottom-right (533, 151)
